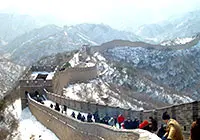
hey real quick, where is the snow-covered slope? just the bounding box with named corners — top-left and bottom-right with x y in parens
top-left (63, 52), bottom-right (144, 110)
top-left (0, 57), bottom-right (25, 99)
top-left (161, 37), bottom-right (194, 46)
top-left (103, 40), bottom-right (200, 104)
top-left (1, 99), bottom-right (59, 140)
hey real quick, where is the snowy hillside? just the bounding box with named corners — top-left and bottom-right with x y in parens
top-left (0, 57), bottom-right (25, 99)
top-left (63, 51), bottom-right (168, 109)
top-left (62, 52), bottom-right (143, 110)
top-left (161, 37), bottom-right (194, 46)
top-left (102, 41), bottom-right (200, 104)
top-left (1, 99), bottom-right (59, 140)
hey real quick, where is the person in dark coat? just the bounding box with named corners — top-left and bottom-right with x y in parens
top-left (103, 114), bottom-right (111, 125)
top-left (54, 103), bottom-right (60, 112)
top-left (50, 104), bottom-right (53, 109)
top-left (81, 115), bottom-right (85, 122)
top-left (77, 112), bottom-right (82, 120)
top-left (190, 118), bottom-right (200, 140)
top-left (87, 113), bottom-right (93, 122)
top-left (132, 118), bottom-right (139, 129)
top-left (113, 115), bottom-right (117, 126)
top-left (124, 118), bottom-right (133, 129)
top-left (93, 110), bottom-right (100, 123)
top-left (71, 112), bottom-right (76, 118)
top-left (149, 116), bottom-right (158, 132)
top-left (157, 124), bottom-right (166, 138)
top-left (63, 105), bottom-right (67, 112)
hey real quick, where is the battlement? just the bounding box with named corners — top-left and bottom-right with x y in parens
top-left (31, 65), bottom-right (57, 72)
top-left (20, 80), bottom-right (52, 87)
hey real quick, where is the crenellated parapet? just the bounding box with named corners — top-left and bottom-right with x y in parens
top-left (31, 65), bottom-right (57, 72)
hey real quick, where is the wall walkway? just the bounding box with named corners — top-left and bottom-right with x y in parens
top-left (46, 91), bottom-right (200, 139)
top-left (28, 95), bottom-right (140, 140)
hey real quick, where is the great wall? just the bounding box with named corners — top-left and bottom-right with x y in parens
top-left (19, 53), bottom-right (200, 140)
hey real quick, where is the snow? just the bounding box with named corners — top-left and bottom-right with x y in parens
top-left (43, 100), bottom-right (94, 121)
top-left (69, 53), bottom-right (79, 67)
top-left (77, 32), bottom-right (98, 45)
top-left (174, 37), bottom-right (193, 44)
top-left (5, 99), bottom-right (59, 140)
top-left (133, 129), bottom-right (161, 140)
top-left (161, 37), bottom-right (194, 46)
top-left (85, 62), bottom-right (95, 67)
top-left (17, 107), bottom-right (59, 140)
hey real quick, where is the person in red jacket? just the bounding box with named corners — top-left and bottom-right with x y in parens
top-left (117, 114), bottom-right (125, 128)
top-left (139, 120), bottom-right (151, 131)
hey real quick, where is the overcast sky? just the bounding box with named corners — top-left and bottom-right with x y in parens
top-left (0, 0), bottom-right (200, 29)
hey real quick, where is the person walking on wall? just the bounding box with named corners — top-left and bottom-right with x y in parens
top-left (81, 115), bottom-right (86, 122)
top-left (189, 118), bottom-right (200, 140)
top-left (149, 116), bottom-right (158, 132)
top-left (117, 114), bottom-right (125, 129)
top-left (93, 110), bottom-right (100, 123)
top-left (71, 112), bottom-right (76, 118)
top-left (87, 113), bottom-right (93, 122)
top-left (162, 111), bottom-right (184, 140)
top-left (77, 112), bottom-right (82, 121)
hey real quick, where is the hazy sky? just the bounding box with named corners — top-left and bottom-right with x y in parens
top-left (0, 0), bottom-right (200, 29)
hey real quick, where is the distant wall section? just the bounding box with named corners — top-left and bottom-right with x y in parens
top-left (53, 65), bottom-right (98, 95)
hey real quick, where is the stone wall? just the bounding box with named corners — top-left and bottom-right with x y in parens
top-left (20, 80), bottom-right (53, 109)
top-left (46, 92), bottom-right (200, 139)
top-left (46, 92), bottom-right (141, 119)
top-left (28, 95), bottom-right (140, 140)
top-left (53, 65), bottom-right (97, 95)
top-left (31, 65), bottom-right (56, 72)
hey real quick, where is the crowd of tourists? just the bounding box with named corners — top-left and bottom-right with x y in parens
top-left (30, 93), bottom-right (200, 140)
